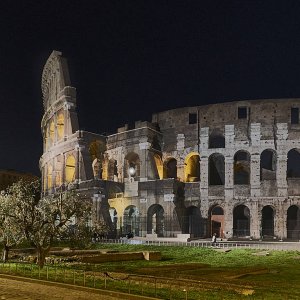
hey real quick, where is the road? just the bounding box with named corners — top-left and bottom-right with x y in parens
top-left (0, 276), bottom-right (126, 300)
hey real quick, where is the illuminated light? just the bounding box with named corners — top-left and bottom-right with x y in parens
top-left (129, 167), bottom-right (136, 176)
top-left (57, 113), bottom-right (64, 139)
top-left (47, 165), bottom-right (53, 189)
top-left (65, 155), bottom-right (75, 183)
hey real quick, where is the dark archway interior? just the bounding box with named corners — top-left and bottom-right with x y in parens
top-left (261, 206), bottom-right (274, 237)
top-left (209, 154), bottom-right (225, 185)
top-left (287, 205), bottom-right (300, 239)
top-left (211, 206), bottom-right (224, 238)
top-left (234, 151), bottom-right (250, 185)
top-left (287, 149), bottom-right (300, 178)
top-left (147, 204), bottom-right (164, 237)
top-left (183, 206), bottom-right (204, 237)
top-left (260, 150), bottom-right (276, 180)
top-left (209, 132), bottom-right (225, 148)
top-left (165, 158), bottom-right (177, 179)
top-left (233, 205), bottom-right (250, 237)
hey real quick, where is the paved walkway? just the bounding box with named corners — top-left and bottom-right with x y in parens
top-left (0, 275), bottom-right (156, 300)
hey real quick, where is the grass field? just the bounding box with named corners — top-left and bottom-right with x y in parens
top-left (2, 244), bottom-right (300, 299)
top-left (85, 244), bottom-right (300, 299)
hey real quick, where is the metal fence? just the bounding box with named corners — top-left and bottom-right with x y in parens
top-left (101, 238), bottom-right (300, 251)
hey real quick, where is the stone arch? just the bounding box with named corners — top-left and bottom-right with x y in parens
top-left (55, 171), bottom-right (61, 187)
top-left (261, 205), bottom-right (275, 237)
top-left (65, 155), bottom-right (75, 183)
top-left (109, 207), bottom-right (118, 231)
top-left (183, 206), bottom-right (203, 237)
top-left (234, 150), bottom-right (250, 184)
top-left (147, 204), bottom-right (164, 237)
top-left (208, 153), bottom-right (225, 185)
top-left (49, 120), bottom-right (55, 144)
top-left (184, 152), bottom-right (200, 182)
top-left (209, 205), bottom-right (224, 238)
top-left (287, 205), bottom-right (300, 239)
top-left (124, 152), bottom-right (140, 179)
top-left (233, 204), bottom-right (250, 237)
top-left (107, 158), bottom-right (118, 181)
top-left (56, 112), bottom-right (64, 140)
top-left (123, 205), bottom-right (140, 236)
top-left (287, 149), bottom-right (300, 178)
top-left (47, 164), bottom-right (53, 189)
top-left (92, 159), bottom-right (102, 179)
top-left (209, 129), bottom-right (225, 149)
top-left (163, 157), bottom-right (177, 179)
top-left (260, 149), bottom-right (277, 180)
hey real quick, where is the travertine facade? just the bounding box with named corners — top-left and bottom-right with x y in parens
top-left (40, 51), bottom-right (300, 240)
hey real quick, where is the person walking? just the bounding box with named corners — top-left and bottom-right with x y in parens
top-left (212, 233), bottom-right (217, 246)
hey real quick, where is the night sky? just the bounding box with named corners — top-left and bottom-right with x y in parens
top-left (2, 1), bottom-right (300, 176)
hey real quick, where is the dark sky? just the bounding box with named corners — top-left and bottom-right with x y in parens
top-left (1, 1), bottom-right (300, 176)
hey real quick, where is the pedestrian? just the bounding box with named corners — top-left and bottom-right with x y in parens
top-left (212, 233), bottom-right (217, 246)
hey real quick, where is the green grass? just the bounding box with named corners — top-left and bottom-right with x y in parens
top-left (2, 244), bottom-right (300, 299)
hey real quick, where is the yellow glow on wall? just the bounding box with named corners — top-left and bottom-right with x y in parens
top-left (49, 120), bottom-right (55, 141)
top-left (47, 165), bottom-right (53, 189)
top-left (57, 113), bottom-right (64, 139)
top-left (65, 155), bottom-right (75, 183)
top-left (154, 154), bottom-right (163, 179)
top-left (184, 152), bottom-right (200, 182)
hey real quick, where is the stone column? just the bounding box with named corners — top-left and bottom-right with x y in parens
top-left (250, 123), bottom-right (261, 197)
top-left (224, 156), bottom-right (234, 200)
top-left (139, 142), bottom-right (151, 182)
top-left (276, 123), bottom-right (288, 197)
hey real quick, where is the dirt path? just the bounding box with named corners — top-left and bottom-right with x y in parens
top-left (0, 276), bottom-right (129, 300)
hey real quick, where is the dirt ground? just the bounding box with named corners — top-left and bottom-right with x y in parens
top-left (0, 276), bottom-right (122, 300)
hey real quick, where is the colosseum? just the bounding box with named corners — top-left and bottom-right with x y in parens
top-left (40, 50), bottom-right (300, 240)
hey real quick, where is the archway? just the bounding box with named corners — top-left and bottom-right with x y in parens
top-left (210, 206), bottom-right (224, 238)
top-left (124, 152), bottom-right (140, 180)
top-left (164, 158), bottom-right (177, 179)
top-left (208, 153), bottom-right (225, 185)
top-left (261, 206), bottom-right (274, 237)
top-left (184, 206), bottom-right (203, 237)
top-left (287, 205), bottom-right (300, 239)
top-left (123, 206), bottom-right (139, 236)
top-left (209, 129), bottom-right (225, 148)
top-left (65, 155), bottom-right (75, 183)
top-left (260, 149), bottom-right (276, 180)
top-left (234, 150), bottom-right (250, 184)
top-left (233, 205), bottom-right (250, 237)
top-left (287, 149), bottom-right (300, 178)
top-left (147, 204), bottom-right (164, 237)
top-left (92, 159), bottom-right (102, 179)
top-left (184, 153), bottom-right (200, 182)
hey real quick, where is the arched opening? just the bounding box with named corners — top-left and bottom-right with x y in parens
top-left (287, 205), bottom-right (300, 239)
top-left (234, 151), bottom-right (250, 184)
top-left (260, 149), bottom-right (277, 180)
top-left (184, 153), bottom-right (200, 182)
top-left (147, 204), bottom-right (164, 237)
top-left (123, 206), bottom-right (140, 236)
top-left (164, 158), bottom-right (177, 179)
top-left (154, 154), bottom-right (163, 179)
top-left (92, 159), bottom-right (102, 179)
top-left (47, 164), bottom-right (53, 189)
top-left (65, 155), bottom-right (75, 183)
top-left (208, 153), bottom-right (225, 185)
top-left (261, 206), bottom-right (274, 237)
top-left (124, 152), bottom-right (140, 180)
top-left (210, 206), bottom-right (224, 238)
top-left (233, 205), bottom-right (250, 237)
top-left (209, 129), bottom-right (225, 149)
top-left (56, 113), bottom-right (64, 140)
top-left (108, 159), bottom-right (118, 181)
top-left (287, 149), bottom-right (300, 178)
top-left (49, 120), bottom-right (55, 143)
top-left (183, 206), bottom-right (203, 237)
top-left (109, 208), bottom-right (118, 234)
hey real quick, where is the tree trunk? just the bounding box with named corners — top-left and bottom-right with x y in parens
top-left (36, 246), bottom-right (49, 268)
top-left (2, 245), bottom-right (9, 262)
